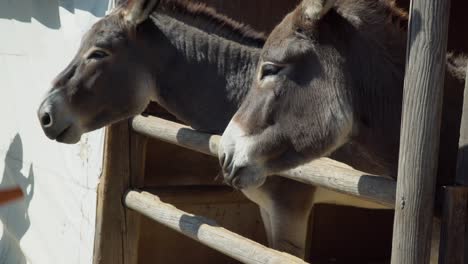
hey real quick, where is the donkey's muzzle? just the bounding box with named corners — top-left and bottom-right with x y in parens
top-left (38, 101), bottom-right (67, 140)
top-left (218, 121), bottom-right (268, 189)
top-left (37, 90), bottom-right (80, 144)
top-left (38, 107), bottom-right (53, 129)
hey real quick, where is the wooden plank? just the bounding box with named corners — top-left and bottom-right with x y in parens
top-left (439, 187), bottom-right (468, 264)
top-left (142, 186), bottom-right (249, 205)
top-left (93, 121), bottom-right (131, 264)
top-left (439, 62), bottom-right (468, 264)
top-left (123, 133), bottom-right (149, 264)
top-left (124, 190), bottom-right (308, 264)
top-left (455, 25), bottom-right (468, 187)
top-left (198, 0), bottom-right (299, 33)
top-left (390, 0), bottom-right (451, 263)
top-left (131, 115), bottom-right (396, 208)
top-left (461, 65), bottom-right (468, 264)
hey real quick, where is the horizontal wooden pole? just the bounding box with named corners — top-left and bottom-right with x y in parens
top-left (131, 115), bottom-right (396, 208)
top-left (124, 190), bottom-right (308, 264)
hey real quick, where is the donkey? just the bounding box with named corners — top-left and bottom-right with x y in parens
top-left (35, 0), bottom-right (348, 258)
top-left (218, 2), bottom-right (466, 260)
top-left (219, 0), bottom-right (466, 214)
top-left (220, 0), bottom-right (466, 192)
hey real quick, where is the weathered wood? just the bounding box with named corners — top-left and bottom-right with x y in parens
top-left (142, 186), bottom-right (249, 205)
top-left (456, 54), bottom-right (468, 186)
top-left (124, 133), bottom-right (149, 264)
top-left (461, 66), bottom-right (468, 264)
top-left (131, 115), bottom-right (396, 208)
top-left (124, 190), bottom-right (308, 264)
top-left (132, 115), bottom-right (219, 156)
top-left (391, 1), bottom-right (451, 263)
top-left (439, 63), bottom-right (468, 264)
top-left (439, 187), bottom-right (468, 264)
top-left (93, 121), bottom-right (131, 264)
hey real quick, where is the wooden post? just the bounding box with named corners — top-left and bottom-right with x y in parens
top-left (439, 187), bottom-right (468, 264)
top-left (123, 133), bottom-right (148, 264)
top-left (391, 0), bottom-right (451, 263)
top-left (93, 121), bottom-right (131, 264)
top-left (456, 65), bottom-right (468, 187)
top-left (93, 121), bottom-right (148, 264)
top-left (439, 62), bottom-right (468, 264)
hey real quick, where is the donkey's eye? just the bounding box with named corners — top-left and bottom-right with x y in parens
top-left (260, 63), bottom-right (284, 80)
top-left (87, 50), bottom-right (109, 60)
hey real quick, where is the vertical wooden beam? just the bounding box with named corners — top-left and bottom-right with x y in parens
top-left (461, 65), bottom-right (468, 264)
top-left (390, 0), bottom-right (451, 263)
top-left (439, 187), bottom-right (468, 264)
top-left (93, 121), bottom-right (131, 264)
top-left (93, 121), bottom-right (148, 264)
top-left (124, 132), bottom-right (148, 264)
top-left (438, 62), bottom-right (468, 264)
top-left (456, 65), bottom-right (468, 187)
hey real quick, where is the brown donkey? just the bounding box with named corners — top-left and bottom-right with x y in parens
top-left (36, 0), bottom-right (332, 258)
top-left (220, 0), bottom-right (466, 198)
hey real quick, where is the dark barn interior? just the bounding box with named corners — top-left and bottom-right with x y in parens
top-left (136, 0), bottom-right (468, 263)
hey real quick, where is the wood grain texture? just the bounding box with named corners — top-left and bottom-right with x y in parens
top-left (456, 64), bottom-right (468, 185)
top-left (124, 133), bottom-right (149, 264)
top-left (93, 121), bottom-right (131, 264)
top-left (132, 115), bottom-right (396, 208)
top-left (439, 64), bottom-right (468, 264)
top-left (439, 187), bottom-right (468, 264)
top-left (125, 190), bottom-right (307, 264)
top-left (196, 0), bottom-right (299, 33)
top-left (391, 0), bottom-right (451, 263)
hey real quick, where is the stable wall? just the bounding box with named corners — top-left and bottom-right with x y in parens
top-left (0, 1), bottom-right (109, 263)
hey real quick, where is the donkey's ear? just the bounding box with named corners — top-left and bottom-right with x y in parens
top-left (124, 0), bottom-right (160, 24)
top-left (301, 0), bottom-right (336, 22)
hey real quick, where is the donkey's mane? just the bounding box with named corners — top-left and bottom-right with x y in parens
top-left (336, 0), bottom-right (408, 33)
top-left (152, 0), bottom-right (266, 46)
top-left (331, 0), bottom-right (409, 80)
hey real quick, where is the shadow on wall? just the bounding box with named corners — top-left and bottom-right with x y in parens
top-left (0, 0), bottom-right (110, 29)
top-left (0, 134), bottom-right (34, 264)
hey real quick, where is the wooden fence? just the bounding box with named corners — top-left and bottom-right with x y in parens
top-left (93, 0), bottom-right (468, 263)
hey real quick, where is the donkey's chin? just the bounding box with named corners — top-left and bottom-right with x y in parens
top-left (224, 165), bottom-right (267, 190)
top-left (55, 125), bottom-right (83, 144)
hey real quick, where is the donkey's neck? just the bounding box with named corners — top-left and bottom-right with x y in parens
top-left (326, 9), bottom-right (408, 176)
top-left (140, 12), bottom-right (261, 134)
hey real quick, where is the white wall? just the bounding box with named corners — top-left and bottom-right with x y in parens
top-left (0, 1), bottom-right (109, 263)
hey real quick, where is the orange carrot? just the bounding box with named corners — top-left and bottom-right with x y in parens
top-left (0, 187), bottom-right (24, 206)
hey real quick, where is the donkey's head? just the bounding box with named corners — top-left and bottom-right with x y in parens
top-left (37, 0), bottom-right (159, 144)
top-left (219, 0), bottom-right (406, 189)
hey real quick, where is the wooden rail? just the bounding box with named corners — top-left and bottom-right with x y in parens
top-left (131, 115), bottom-right (396, 208)
top-left (125, 190), bottom-right (308, 264)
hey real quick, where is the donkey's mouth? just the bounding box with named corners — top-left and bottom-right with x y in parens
top-left (55, 125), bottom-right (81, 144)
top-left (223, 165), bottom-right (267, 190)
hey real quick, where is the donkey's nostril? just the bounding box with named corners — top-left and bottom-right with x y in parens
top-left (40, 112), bottom-right (53, 127)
